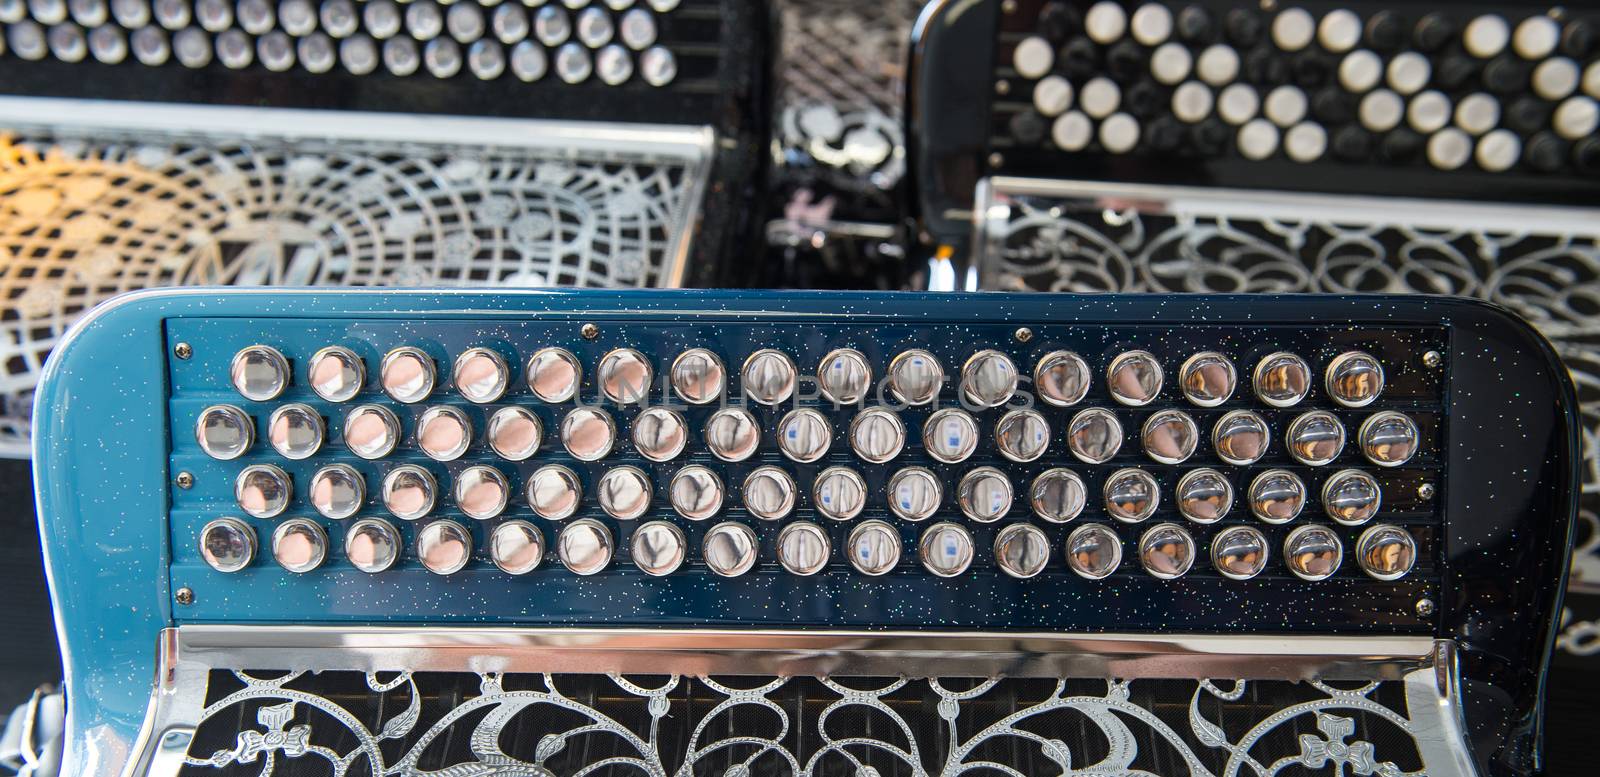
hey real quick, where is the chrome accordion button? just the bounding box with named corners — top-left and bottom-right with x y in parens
top-left (1213, 410), bottom-right (1269, 465)
top-left (919, 522), bottom-right (974, 577)
top-left (382, 464), bottom-right (437, 520)
top-left (632, 407), bottom-right (688, 462)
top-left (598, 347), bottom-right (652, 405)
top-left (1138, 522), bottom-right (1195, 579)
top-left (639, 45), bottom-right (675, 86)
top-left (346, 518), bottom-right (400, 574)
top-left (454, 465), bottom-right (509, 520)
top-left (631, 520), bottom-right (686, 576)
top-left (418, 520), bottom-right (473, 575)
top-left (887, 349), bottom-right (943, 405)
top-left (670, 348), bottom-right (725, 404)
top-left (1179, 351), bottom-right (1235, 407)
top-left (1323, 469), bottom-right (1381, 525)
top-left (1068, 407), bottom-right (1123, 464)
top-left (994, 523), bottom-right (1050, 579)
top-left (995, 409), bottom-right (1050, 462)
top-left (1104, 468), bottom-right (1159, 523)
top-left (1066, 523), bottom-right (1122, 579)
top-left (1249, 469), bottom-right (1305, 523)
top-left (742, 349), bottom-right (798, 405)
top-left (817, 348), bottom-right (872, 405)
top-left (1253, 352), bottom-right (1311, 407)
top-left (308, 345), bottom-right (365, 402)
top-left (598, 466), bottom-right (652, 520)
top-left (230, 345), bottom-right (290, 401)
top-left (487, 406), bottom-right (542, 461)
top-left (527, 464), bottom-right (583, 520)
top-left (380, 347), bottom-right (436, 403)
top-left (236, 464), bottom-right (291, 519)
top-left (559, 519), bottom-right (613, 575)
top-left (453, 348), bottom-right (509, 404)
top-left (1031, 468), bottom-right (1086, 523)
top-left (1356, 524), bottom-right (1416, 581)
top-left (560, 407), bottom-right (616, 461)
top-left (1284, 524), bottom-right (1343, 581)
top-left (851, 407), bottom-right (905, 463)
top-left (778, 408), bottom-right (832, 463)
top-left (200, 517), bottom-right (256, 573)
top-left (1325, 351), bottom-right (1384, 407)
top-left (1107, 350), bottom-right (1163, 406)
top-left (814, 466), bottom-right (867, 521)
top-left (526, 347), bottom-right (582, 403)
top-left (923, 408), bottom-right (979, 464)
top-left (960, 349), bottom-right (1018, 408)
top-left (1360, 411), bottom-right (1419, 467)
top-left (417, 406), bottom-right (472, 462)
top-left (704, 408), bottom-right (760, 462)
top-left (777, 521), bottom-right (831, 575)
top-left (268, 403), bottom-right (324, 460)
top-left (958, 467), bottom-right (1013, 523)
top-left (670, 465), bottom-right (723, 520)
top-left (1176, 468), bottom-right (1232, 523)
top-left (1211, 525), bottom-right (1269, 580)
top-left (887, 467), bottom-right (942, 522)
top-left (273, 518), bottom-right (328, 573)
top-left (743, 466), bottom-right (797, 521)
top-left (491, 520), bottom-right (545, 575)
top-left (847, 520), bottom-right (900, 575)
top-left (1286, 410), bottom-right (1346, 466)
top-left (344, 405), bottom-right (400, 459)
top-left (310, 464), bottom-right (365, 520)
top-left (197, 404), bottom-right (254, 460)
top-left (703, 522), bottom-right (759, 577)
top-left (1035, 351), bottom-right (1091, 406)
top-left (1141, 409), bottom-right (1197, 464)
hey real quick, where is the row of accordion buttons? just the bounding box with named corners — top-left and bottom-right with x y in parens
top-left (197, 515), bottom-right (1418, 581)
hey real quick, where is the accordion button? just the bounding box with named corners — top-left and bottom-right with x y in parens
top-left (741, 349), bottom-right (798, 405)
top-left (510, 39), bottom-right (547, 81)
top-left (200, 518), bottom-right (256, 573)
top-left (1012, 35), bottom-right (1053, 79)
top-left (381, 347), bottom-right (436, 403)
top-left (1284, 525), bottom-right (1343, 581)
top-left (346, 518), bottom-right (400, 574)
top-left (491, 520), bottom-right (545, 575)
top-left (1356, 524), bottom-right (1416, 581)
top-left (468, 39), bottom-right (506, 79)
top-left (817, 348), bottom-right (872, 405)
top-left (777, 408), bottom-right (832, 463)
top-left (1197, 43), bottom-right (1239, 86)
top-left (1034, 74), bottom-right (1076, 114)
top-left (554, 40), bottom-right (591, 82)
top-left (1131, 3), bottom-right (1173, 46)
top-left (1085, 1), bottom-right (1127, 45)
top-left (743, 466), bottom-right (797, 521)
top-left (619, 8), bottom-right (656, 50)
top-left (1322, 469), bottom-right (1381, 525)
top-left (1142, 409), bottom-right (1197, 465)
top-left (259, 402), bottom-right (319, 464)
top-left (961, 350), bottom-right (1019, 408)
top-left (631, 520), bottom-right (685, 576)
top-left (1249, 469), bottom-right (1306, 523)
top-left (446, 1), bottom-right (483, 43)
top-left (454, 466), bottom-right (510, 521)
top-left (196, 404), bottom-right (255, 460)
top-left (559, 519), bottom-right (612, 575)
top-left (705, 408), bottom-right (760, 462)
top-left (1324, 351), bottom-right (1384, 407)
top-left (299, 32), bottom-right (337, 73)
top-left (1316, 8), bottom-right (1360, 53)
top-left (576, 6), bottom-right (613, 47)
top-left (1104, 468), bottom-right (1159, 523)
top-left (1067, 407), bottom-right (1123, 464)
top-left (1175, 468), bottom-right (1232, 523)
top-left (847, 520), bottom-right (901, 576)
top-left (1359, 411), bottom-right (1419, 467)
top-left (418, 520), bottom-right (473, 575)
top-left (343, 405), bottom-right (401, 459)
top-left (110, 0), bottom-right (147, 27)
top-left (88, 25), bottom-right (127, 64)
top-left (382, 464), bottom-right (438, 521)
top-left (958, 467), bottom-right (1013, 523)
top-left (1533, 57), bottom-right (1579, 101)
top-left (996, 409), bottom-right (1050, 463)
top-left (597, 348), bottom-right (652, 405)
top-left (995, 523), bottom-right (1050, 579)
top-left (527, 464), bottom-right (583, 521)
top-left (1270, 7), bottom-right (1314, 52)
top-left (632, 407), bottom-right (687, 462)
top-left (888, 467), bottom-right (942, 522)
top-left (923, 408), bottom-right (979, 463)
top-left (1407, 90), bottom-right (1451, 133)
top-left (1465, 14), bottom-right (1510, 58)
top-left (1138, 522), bottom-right (1195, 579)
top-left (1517, 15), bottom-right (1563, 59)
top-left (535, 5), bottom-right (569, 45)
top-left (639, 45), bottom-right (675, 86)
top-left (236, 464), bottom-right (292, 519)
top-left (596, 43), bottom-right (632, 84)
top-left (670, 465), bottom-right (723, 520)
top-left (1031, 468), bottom-right (1086, 523)
top-left (309, 346), bottom-right (366, 402)
top-left (1252, 352), bottom-right (1310, 407)
top-left (454, 348), bottom-right (509, 403)
top-left (231, 345), bottom-right (291, 401)
top-left (1106, 350), bottom-right (1163, 406)
top-left (814, 467), bottom-right (867, 521)
top-left (887, 349), bottom-right (944, 405)
top-left (261, 31), bottom-right (296, 71)
top-left (1286, 410), bottom-right (1346, 466)
top-left (1035, 351), bottom-right (1092, 406)
top-left (1212, 409), bottom-right (1269, 465)
top-left (703, 522), bottom-right (758, 577)
top-left (487, 406), bottom-right (543, 461)
top-left (1066, 523), bottom-right (1122, 579)
top-left (272, 518), bottom-right (328, 573)
top-left (1211, 525), bottom-right (1268, 580)
top-left (777, 522), bottom-right (831, 576)
top-left (321, 0), bottom-right (357, 37)
top-left (417, 406), bottom-right (473, 462)
top-left (527, 347), bottom-right (582, 403)
top-left (670, 348), bottom-right (726, 405)
top-left (407, 0), bottom-right (444, 40)
top-left (851, 407), bottom-right (906, 463)
top-left (561, 407), bottom-right (617, 461)
top-left (1179, 351), bottom-right (1236, 406)
top-left (919, 522), bottom-right (974, 577)
top-left (365, 0), bottom-right (402, 39)
top-left (1338, 49), bottom-right (1381, 92)
top-left (598, 466), bottom-right (652, 520)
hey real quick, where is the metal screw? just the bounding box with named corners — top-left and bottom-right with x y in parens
top-left (581, 323), bottom-right (600, 340)
top-left (175, 587), bottom-right (195, 606)
top-left (1014, 327), bottom-right (1033, 343)
top-left (1422, 350), bottom-right (1443, 368)
top-left (1414, 598), bottom-right (1435, 618)
top-left (994, 79), bottom-right (1010, 95)
top-left (175, 472), bottom-right (194, 489)
top-left (987, 152), bottom-right (1005, 168)
top-left (1417, 482), bottom-right (1435, 500)
top-left (174, 342), bottom-right (192, 360)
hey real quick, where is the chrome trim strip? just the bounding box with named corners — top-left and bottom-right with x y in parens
top-left (1403, 641), bottom-right (1482, 777)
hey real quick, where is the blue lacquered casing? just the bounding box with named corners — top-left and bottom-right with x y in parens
top-left (34, 289), bottom-right (1578, 775)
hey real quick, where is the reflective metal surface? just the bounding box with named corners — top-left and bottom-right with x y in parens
top-left (1141, 409), bottom-right (1197, 464)
top-left (918, 522), bottom-right (973, 577)
top-left (1138, 522), bottom-right (1195, 579)
top-left (670, 465), bottom-right (723, 520)
top-left (703, 521), bottom-right (759, 577)
top-left (850, 406), bottom-right (905, 463)
top-left (527, 464), bottom-right (582, 521)
top-left (776, 521), bottom-right (831, 576)
top-left (1357, 524), bottom-right (1417, 581)
top-left (526, 347), bottom-right (582, 403)
top-left (1249, 469), bottom-right (1306, 523)
top-left (1323, 469), bottom-right (1381, 525)
top-left (234, 463), bottom-right (290, 519)
top-left (380, 346), bottom-right (435, 404)
top-left (741, 349), bottom-right (797, 405)
top-left (230, 344), bottom-right (289, 401)
top-left (847, 519), bottom-right (900, 575)
top-left (453, 465), bottom-right (510, 520)
top-left (1212, 410), bottom-right (1269, 465)
top-left (1104, 468), bottom-right (1159, 523)
top-left (487, 406), bottom-right (542, 461)
top-left (558, 518), bottom-right (613, 576)
top-left (1326, 350), bottom-right (1385, 407)
top-left (381, 464), bottom-right (437, 521)
top-left (704, 408), bottom-right (760, 462)
top-left (817, 348), bottom-right (871, 405)
top-left (814, 466), bottom-right (867, 521)
top-left (743, 466), bottom-right (797, 520)
top-left (343, 404), bottom-right (400, 459)
top-left (199, 517), bottom-right (255, 573)
top-left (887, 349), bottom-right (943, 405)
top-left (995, 408), bottom-right (1049, 462)
top-left (960, 349), bottom-right (1018, 408)
top-left (1253, 352), bottom-right (1311, 407)
top-left (1065, 523), bottom-right (1121, 579)
top-left (1067, 407), bottom-right (1122, 463)
top-left (1030, 468), bottom-right (1085, 523)
top-left (1284, 524), bottom-right (1343, 581)
top-left (490, 520), bottom-right (544, 575)
top-left (598, 348), bottom-right (652, 405)
top-left (560, 407), bottom-right (616, 461)
top-left (416, 405), bottom-right (472, 461)
top-left (271, 518), bottom-right (328, 573)
top-left (1107, 350), bottom-right (1162, 406)
top-left (1360, 411), bottom-right (1420, 467)
top-left (923, 408), bottom-right (978, 463)
top-left (670, 348), bottom-right (725, 405)
top-left (1211, 525), bottom-right (1269, 581)
top-left (630, 520), bottom-right (686, 576)
top-left (957, 466), bottom-right (1012, 522)
top-left (267, 403), bottom-right (324, 460)
top-left (1176, 468), bottom-right (1232, 523)
top-left (1034, 350), bottom-right (1090, 406)
top-left (994, 523), bottom-right (1050, 579)
top-left (309, 463), bottom-right (364, 520)
top-left (308, 345), bottom-right (364, 402)
top-left (631, 407), bottom-right (687, 462)
top-left (1179, 351), bottom-right (1235, 407)
top-left (887, 466), bottom-right (941, 522)
top-left (196, 404), bottom-right (254, 460)
top-left (1286, 410), bottom-right (1346, 466)
top-left (777, 408), bottom-right (832, 463)
top-left (417, 520), bottom-right (472, 575)
top-left (598, 465), bottom-right (652, 520)
top-left (345, 518), bottom-right (400, 574)
top-left (453, 347), bottom-right (509, 404)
